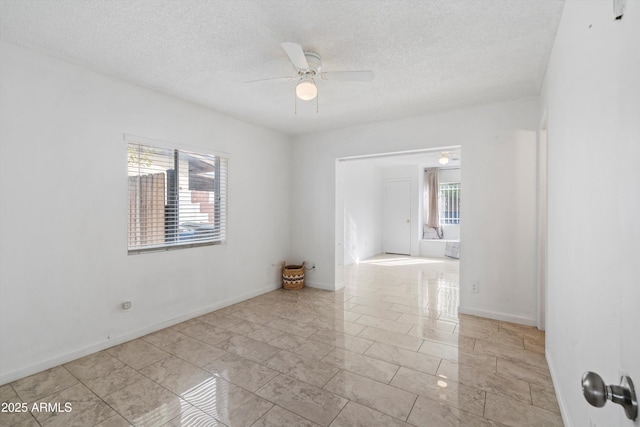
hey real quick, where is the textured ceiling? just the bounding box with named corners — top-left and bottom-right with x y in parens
top-left (0, 0), bottom-right (565, 136)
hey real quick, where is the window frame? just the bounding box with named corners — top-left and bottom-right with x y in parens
top-left (126, 136), bottom-right (228, 255)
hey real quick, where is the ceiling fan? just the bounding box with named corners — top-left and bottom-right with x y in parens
top-left (245, 42), bottom-right (375, 113)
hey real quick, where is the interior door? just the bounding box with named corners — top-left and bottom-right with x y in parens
top-left (383, 180), bottom-right (411, 255)
top-left (619, 5), bottom-right (640, 424)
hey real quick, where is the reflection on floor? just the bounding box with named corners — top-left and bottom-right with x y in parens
top-left (1, 255), bottom-right (563, 426)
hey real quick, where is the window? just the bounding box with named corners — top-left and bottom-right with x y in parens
top-left (439, 182), bottom-right (460, 225)
top-left (127, 141), bottom-right (227, 253)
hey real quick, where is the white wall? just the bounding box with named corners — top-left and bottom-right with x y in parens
top-left (342, 160), bottom-right (383, 265)
top-left (291, 98), bottom-right (539, 326)
top-left (541, 1), bottom-right (640, 426)
top-left (0, 42), bottom-right (292, 384)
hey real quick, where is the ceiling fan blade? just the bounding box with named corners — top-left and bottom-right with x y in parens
top-left (244, 76), bottom-right (297, 84)
top-left (280, 42), bottom-right (309, 70)
top-left (320, 70), bottom-right (375, 82)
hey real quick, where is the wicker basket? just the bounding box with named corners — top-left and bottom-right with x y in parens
top-left (282, 261), bottom-right (305, 290)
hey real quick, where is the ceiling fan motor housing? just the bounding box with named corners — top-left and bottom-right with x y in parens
top-left (303, 52), bottom-right (322, 75)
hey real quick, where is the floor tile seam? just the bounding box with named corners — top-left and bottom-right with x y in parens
top-left (35, 372), bottom-right (128, 427)
top-left (319, 352), bottom-right (401, 385)
top-left (484, 391), bottom-right (563, 422)
top-left (12, 365), bottom-right (80, 404)
top-left (253, 373), bottom-right (343, 427)
top-left (7, 380), bottom-right (79, 425)
top-left (493, 366), bottom-right (552, 388)
top-left (129, 366), bottom-right (239, 426)
top-left (326, 399), bottom-right (350, 427)
top-left (328, 368), bottom-right (419, 402)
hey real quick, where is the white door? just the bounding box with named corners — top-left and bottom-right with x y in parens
top-left (618, 5), bottom-right (640, 423)
top-left (383, 180), bottom-right (411, 255)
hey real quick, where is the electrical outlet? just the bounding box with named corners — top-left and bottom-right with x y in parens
top-left (122, 301), bottom-right (132, 310)
top-left (470, 281), bottom-right (479, 293)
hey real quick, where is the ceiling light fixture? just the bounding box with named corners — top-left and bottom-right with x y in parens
top-left (296, 78), bottom-right (317, 100)
top-left (439, 152), bottom-right (450, 165)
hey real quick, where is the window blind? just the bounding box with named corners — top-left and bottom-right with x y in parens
top-left (127, 142), bottom-right (227, 253)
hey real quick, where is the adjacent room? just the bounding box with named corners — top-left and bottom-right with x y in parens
top-left (1, 1), bottom-right (638, 427)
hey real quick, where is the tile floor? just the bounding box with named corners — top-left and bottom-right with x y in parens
top-left (0, 255), bottom-right (564, 426)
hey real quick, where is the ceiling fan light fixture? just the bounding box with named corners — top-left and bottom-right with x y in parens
top-left (439, 152), bottom-right (450, 165)
top-left (296, 79), bottom-right (317, 100)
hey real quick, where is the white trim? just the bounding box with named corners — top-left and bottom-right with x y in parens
top-left (458, 306), bottom-right (537, 326)
top-left (305, 280), bottom-right (341, 291)
top-left (0, 283), bottom-right (280, 386)
top-left (546, 348), bottom-right (571, 427)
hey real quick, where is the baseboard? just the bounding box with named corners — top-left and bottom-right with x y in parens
top-left (458, 306), bottom-right (537, 326)
top-left (305, 280), bottom-right (338, 291)
top-left (0, 283), bottom-right (280, 385)
top-left (546, 347), bottom-right (571, 427)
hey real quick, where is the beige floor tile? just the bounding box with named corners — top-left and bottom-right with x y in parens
top-left (330, 401), bottom-right (412, 427)
top-left (458, 364), bottom-right (531, 403)
top-left (473, 340), bottom-right (548, 370)
top-left (264, 350), bottom-right (339, 387)
top-left (313, 316), bottom-right (367, 336)
top-left (358, 327), bottom-right (423, 352)
top-left (252, 405), bottom-right (321, 427)
top-left (256, 374), bottom-right (348, 427)
top-left (0, 386), bottom-right (40, 427)
top-left (82, 365), bottom-right (146, 399)
top-left (530, 383), bottom-right (561, 413)
top-left (347, 296), bottom-right (393, 310)
top-left (266, 317), bottom-right (319, 338)
top-left (268, 333), bottom-right (335, 360)
top-left (181, 376), bottom-right (273, 426)
top-left (64, 351), bottom-right (125, 381)
top-left (496, 358), bottom-right (551, 386)
top-left (484, 393), bottom-right (564, 427)
top-left (204, 352), bottom-right (278, 392)
top-left (364, 342), bottom-right (441, 376)
top-left (215, 334), bottom-right (281, 363)
top-left (106, 339), bottom-right (170, 370)
top-left (355, 315), bottom-right (413, 334)
top-left (0, 383), bottom-right (16, 401)
top-left (349, 304), bottom-right (403, 321)
top-left (160, 335), bottom-right (226, 368)
top-left (324, 370), bottom-right (417, 420)
top-left (30, 383), bottom-right (116, 427)
top-left (225, 321), bottom-right (284, 343)
top-left (141, 328), bottom-right (186, 348)
top-left (198, 312), bottom-right (242, 330)
top-left (418, 339), bottom-right (459, 361)
top-left (162, 405), bottom-right (222, 426)
top-left (309, 328), bottom-right (374, 354)
top-left (407, 396), bottom-right (496, 427)
top-left (104, 378), bottom-right (187, 426)
top-left (139, 356), bottom-right (214, 396)
top-left (321, 347), bottom-right (399, 383)
top-left (398, 313), bottom-right (457, 332)
top-left (94, 414), bottom-right (132, 427)
top-left (179, 323), bottom-right (232, 347)
top-left (387, 304), bottom-right (440, 318)
top-left (11, 366), bottom-right (78, 402)
top-left (390, 367), bottom-right (486, 416)
top-left (169, 318), bottom-right (204, 332)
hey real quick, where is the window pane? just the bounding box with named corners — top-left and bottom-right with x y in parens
top-left (127, 142), bottom-right (227, 253)
top-left (439, 183), bottom-right (460, 225)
